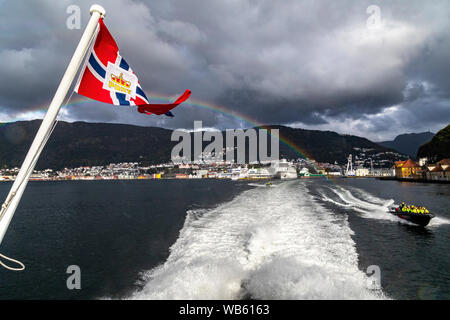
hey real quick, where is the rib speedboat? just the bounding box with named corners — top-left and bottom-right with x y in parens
top-left (388, 205), bottom-right (434, 227)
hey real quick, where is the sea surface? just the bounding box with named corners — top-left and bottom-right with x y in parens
top-left (0, 178), bottom-right (448, 300)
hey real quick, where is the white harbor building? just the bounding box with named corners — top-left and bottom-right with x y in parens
top-left (269, 159), bottom-right (298, 179)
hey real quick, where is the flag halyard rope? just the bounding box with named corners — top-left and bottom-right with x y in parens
top-left (0, 91), bottom-right (75, 271)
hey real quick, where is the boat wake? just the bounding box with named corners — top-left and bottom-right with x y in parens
top-left (129, 181), bottom-right (386, 300)
top-left (318, 185), bottom-right (449, 227)
top-left (318, 185), bottom-right (409, 224)
top-left (247, 183), bottom-right (276, 188)
top-left (428, 216), bottom-right (450, 227)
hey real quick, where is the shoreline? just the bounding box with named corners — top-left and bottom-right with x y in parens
top-left (1, 175), bottom-right (448, 184)
top-left (378, 177), bottom-right (450, 184)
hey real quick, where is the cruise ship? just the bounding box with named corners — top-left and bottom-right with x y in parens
top-left (269, 159), bottom-right (298, 179)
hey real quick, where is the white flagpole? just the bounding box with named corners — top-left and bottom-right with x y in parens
top-left (0, 5), bottom-right (106, 246)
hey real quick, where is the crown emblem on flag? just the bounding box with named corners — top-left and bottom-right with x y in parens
top-left (111, 73), bottom-right (131, 88)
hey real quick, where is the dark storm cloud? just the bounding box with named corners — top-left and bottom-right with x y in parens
top-left (0, 0), bottom-right (449, 139)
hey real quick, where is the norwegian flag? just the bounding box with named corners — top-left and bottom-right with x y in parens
top-left (74, 18), bottom-right (190, 116)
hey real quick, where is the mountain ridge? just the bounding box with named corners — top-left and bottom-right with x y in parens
top-left (0, 120), bottom-right (406, 170)
top-left (379, 132), bottom-right (435, 158)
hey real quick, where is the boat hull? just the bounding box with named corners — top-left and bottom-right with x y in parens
top-left (388, 208), bottom-right (434, 226)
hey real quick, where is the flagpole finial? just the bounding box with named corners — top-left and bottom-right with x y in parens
top-left (90, 4), bottom-right (106, 17)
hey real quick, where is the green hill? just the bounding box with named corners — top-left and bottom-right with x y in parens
top-left (265, 125), bottom-right (403, 165)
top-left (417, 124), bottom-right (450, 161)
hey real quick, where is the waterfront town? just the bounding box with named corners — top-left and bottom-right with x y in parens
top-left (0, 152), bottom-right (448, 182)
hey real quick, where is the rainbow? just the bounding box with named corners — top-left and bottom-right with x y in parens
top-left (8, 93), bottom-right (324, 170)
top-left (152, 94), bottom-right (317, 160)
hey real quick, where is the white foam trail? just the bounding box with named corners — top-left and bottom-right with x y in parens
top-left (321, 186), bottom-right (405, 223)
top-left (129, 181), bottom-right (386, 300)
top-left (428, 216), bottom-right (450, 227)
top-left (247, 183), bottom-right (277, 188)
top-left (319, 193), bottom-right (352, 208)
top-left (347, 187), bottom-right (389, 206)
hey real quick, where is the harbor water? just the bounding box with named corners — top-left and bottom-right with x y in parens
top-left (0, 178), bottom-right (448, 299)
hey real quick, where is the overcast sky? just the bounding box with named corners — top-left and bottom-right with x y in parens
top-left (0, 0), bottom-right (449, 141)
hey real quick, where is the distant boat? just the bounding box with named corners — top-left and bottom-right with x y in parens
top-left (388, 205), bottom-right (434, 226)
